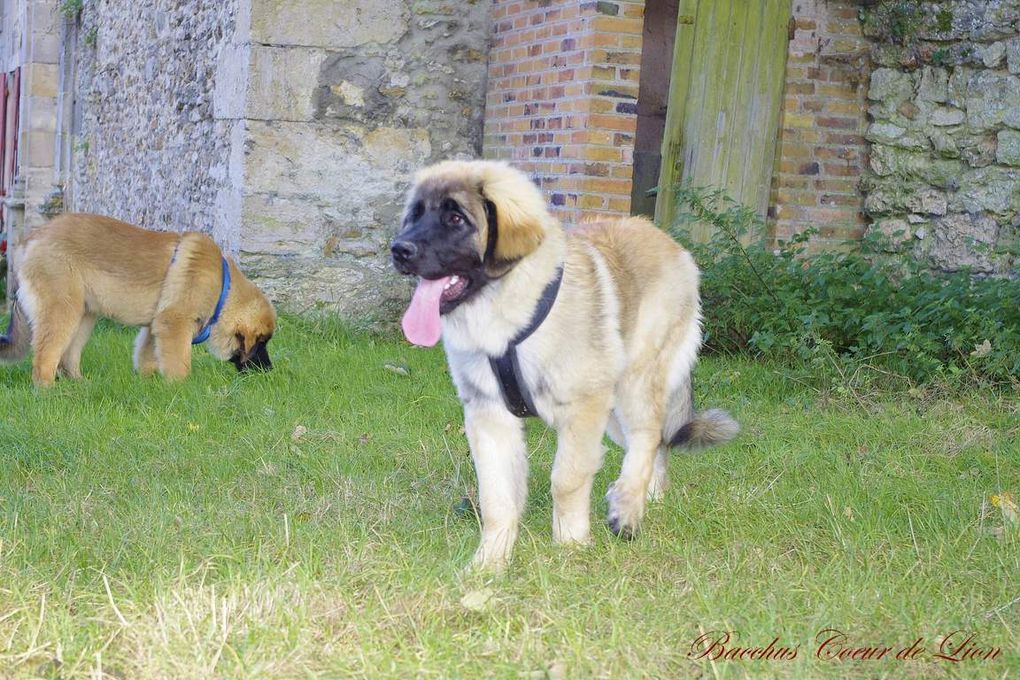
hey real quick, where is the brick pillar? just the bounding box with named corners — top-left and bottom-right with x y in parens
top-left (483, 0), bottom-right (644, 224)
top-left (769, 0), bottom-right (870, 248)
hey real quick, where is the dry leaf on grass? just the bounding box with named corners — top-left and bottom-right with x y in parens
top-left (991, 492), bottom-right (1018, 526)
top-left (459, 588), bottom-right (494, 612)
top-left (383, 362), bottom-right (410, 377)
top-left (970, 339), bottom-right (992, 358)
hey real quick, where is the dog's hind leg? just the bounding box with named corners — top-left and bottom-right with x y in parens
top-left (133, 326), bottom-right (158, 377)
top-left (58, 313), bottom-right (96, 379)
top-left (606, 426), bottom-right (662, 540)
top-left (551, 391), bottom-right (611, 546)
top-left (605, 370), bottom-right (669, 539)
top-left (28, 288), bottom-right (85, 387)
top-left (608, 413), bottom-right (668, 502)
top-left (603, 409), bottom-right (669, 499)
top-left (465, 403), bottom-right (528, 571)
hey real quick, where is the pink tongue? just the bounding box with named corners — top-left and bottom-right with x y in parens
top-left (401, 276), bottom-right (452, 347)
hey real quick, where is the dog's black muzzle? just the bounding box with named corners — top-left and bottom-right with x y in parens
top-left (390, 240), bottom-right (420, 274)
top-left (231, 340), bottom-right (272, 372)
top-left (390, 208), bottom-right (481, 279)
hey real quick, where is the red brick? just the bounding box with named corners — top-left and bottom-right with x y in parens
top-left (817, 116), bottom-right (859, 130)
top-left (822, 162), bottom-right (859, 177)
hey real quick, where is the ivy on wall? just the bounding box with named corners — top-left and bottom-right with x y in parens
top-left (859, 1), bottom-right (954, 46)
top-left (859, 1), bottom-right (961, 69)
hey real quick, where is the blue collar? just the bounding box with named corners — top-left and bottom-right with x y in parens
top-left (192, 257), bottom-right (231, 345)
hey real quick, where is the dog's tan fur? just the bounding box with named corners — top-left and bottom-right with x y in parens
top-left (2, 213), bottom-right (276, 386)
top-left (404, 161), bottom-right (738, 569)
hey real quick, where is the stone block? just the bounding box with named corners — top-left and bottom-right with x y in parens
top-left (868, 68), bottom-right (914, 104)
top-left (25, 131), bottom-right (55, 168)
top-left (251, 0), bottom-right (407, 48)
top-left (965, 71), bottom-right (1020, 130)
top-left (240, 193), bottom-right (323, 256)
top-left (960, 133), bottom-right (998, 168)
top-left (905, 189), bottom-right (948, 216)
top-left (245, 121), bottom-right (359, 196)
top-left (1008, 38), bottom-right (1020, 75)
top-left (996, 129), bottom-right (1020, 166)
top-left (930, 106), bottom-right (965, 127)
top-left (244, 121), bottom-right (431, 199)
top-left (30, 33), bottom-right (60, 64)
top-left (362, 126), bottom-right (431, 170)
top-left (29, 62), bottom-right (59, 98)
top-left (916, 67), bottom-right (948, 103)
top-left (863, 185), bottom-right (911, 215)
top-left (868, 145), bottom-right (964, 188)
top-left (26, 96), bottom-right (57, 133)
top-left (246, 46), bottom-right (325, 121)
top-left (873, 218), bottom-right (910, 245)
top-left (951, 166), bottom-right (1020, 215)
top-left (946, 67), bottom-right (969, 108)
top-left (929, 213), bottom-right (999, 272)
top-left (982, 41), bottom-right (1006, 68)
top-left (866, 121), bottom-right (928, 150)
top-left (930, 130), bottom-right (960, 159)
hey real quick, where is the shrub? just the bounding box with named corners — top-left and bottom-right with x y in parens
top-left (666, 185), bottom-right (1020, 386)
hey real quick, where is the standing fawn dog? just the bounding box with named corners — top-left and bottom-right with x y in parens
top-left (392, 161), bottom-right (738, 569)
top-left (1, 214), bottom-right (275, 386)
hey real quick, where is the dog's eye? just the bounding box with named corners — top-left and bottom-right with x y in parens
top-left (448, 212), bottom-right (464, 226)
top-left (410, 201), bottom-right (424, 221)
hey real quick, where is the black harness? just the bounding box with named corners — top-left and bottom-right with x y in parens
top-left (488, 267), bottom-right (563, 418)
top-left (481, 197), bottom-right (563, 418)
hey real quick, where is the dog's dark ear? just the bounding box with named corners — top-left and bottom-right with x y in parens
top-left (478, 165), bottom-right (548, 263)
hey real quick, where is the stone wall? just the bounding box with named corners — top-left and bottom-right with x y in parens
top-left (2, 0), bottom-right (64, 237)
top-left (483, 0), bottom-right (645, 224)
top-left (72, 0), bottom-right (238, 240)
top-left (235, 0), bottom-right (492, 317)
top-left (769, 0), bottom-right (870, 248)
top-left (863, 0), bottom-right (1020, 274)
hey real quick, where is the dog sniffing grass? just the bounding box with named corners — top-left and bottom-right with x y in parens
top-left (0, 316), bottom-right (1016, 677)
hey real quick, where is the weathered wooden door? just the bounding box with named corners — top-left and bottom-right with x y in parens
top-left (655, 0), bottom-right (792, 240)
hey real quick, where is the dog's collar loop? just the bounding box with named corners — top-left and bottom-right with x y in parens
top-left (489, 266), bottom-right (563, 418)
top-left (192, 257), bottom-right (231, 345)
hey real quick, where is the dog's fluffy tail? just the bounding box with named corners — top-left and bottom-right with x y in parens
top-left (668, 408), bottom-right (740, 450)
top-left (0, 300), bottom-right (31, 363)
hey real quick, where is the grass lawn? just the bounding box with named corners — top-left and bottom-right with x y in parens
top-left (0, 316), bottom-right (1017, 678)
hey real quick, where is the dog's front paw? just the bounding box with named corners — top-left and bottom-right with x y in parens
top-left (469, 545), bottom-right (510, 574)
top-left (553, 510), bottom-right (592, 546)
top-left (469, 527), bottom-right (517, 572)
top-left (605, 481), bottom-right (645, 540)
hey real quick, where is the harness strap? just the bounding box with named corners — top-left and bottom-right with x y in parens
top-left (488, 266), bottom-right (563, 418)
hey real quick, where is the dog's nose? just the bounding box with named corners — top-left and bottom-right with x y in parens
top-left (391, 240), bottom-right (419, 263)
